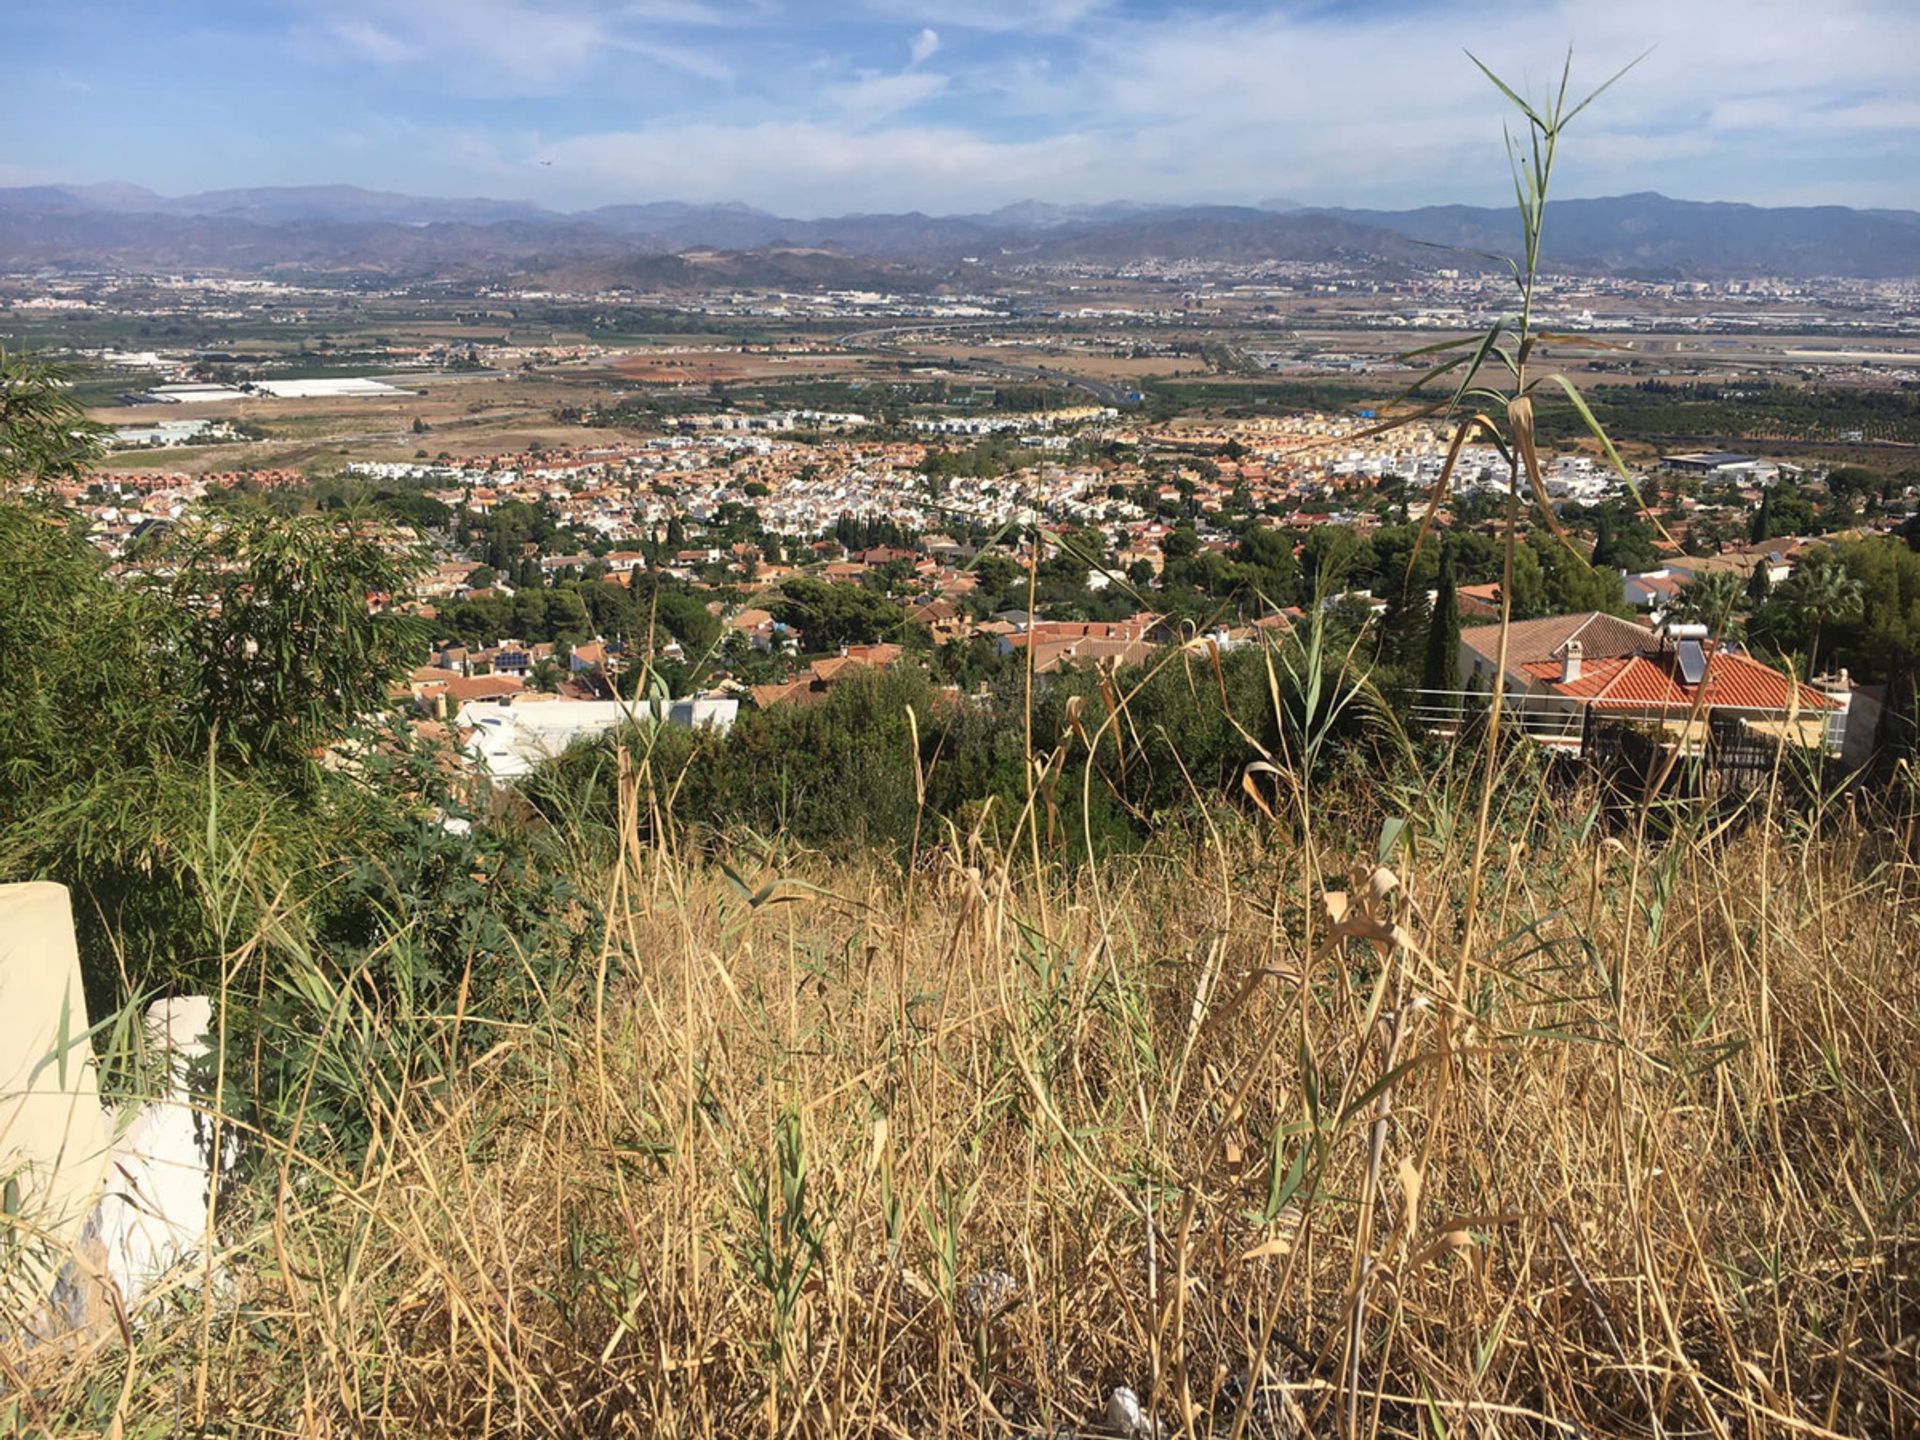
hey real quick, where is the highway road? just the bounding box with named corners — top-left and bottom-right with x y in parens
top-left (834, 318), bottom-right (1028, 346)
top-left (966, 358), bottom-right (1134, 408)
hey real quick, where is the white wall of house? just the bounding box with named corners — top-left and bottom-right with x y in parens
top-left (458, 696), bottom-right (738, 780)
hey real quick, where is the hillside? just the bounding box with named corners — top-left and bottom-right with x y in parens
top-left (1017, 205), bottom-right (1444, 269)
top-left (6, 665), bottom-right (1915, 1436)
top-left (532, 244), bottom-right (955, 293)
top-left (6, 184), bottom-right (1918, 278)
top-left (1, 425), bottom-right (1916, 1438)
top-left (0, 206), bottom-right (630, 277)
top-left (1318, 191), bottom-right (1920, 279)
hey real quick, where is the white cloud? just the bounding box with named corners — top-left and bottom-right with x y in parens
top-left (507, 0), bottom-right (1920, 215)
top-left (987, 0), bottom-right (1920, 206)
top-left (824, 70), bottom-right (949, 123)
top-left (536, 121), bottom-right (1099, 211)
top-left (863, 0), bottom-right (1106, 34)
top-left (613, 35), bottom-right (736, 82)
top-left (329, 19), bottom-right (417, 66)
top-left (312, 0), bottom-right (731, 92)
top-left (41, 0), bottom-right (1915, 212)
top-left (621, 0), bottom-right (742, 23)
top-left (1711, 96), bottom-right (1920, 134)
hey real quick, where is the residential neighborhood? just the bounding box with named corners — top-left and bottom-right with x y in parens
top-left (36, 393), bottom-right (1919, 788)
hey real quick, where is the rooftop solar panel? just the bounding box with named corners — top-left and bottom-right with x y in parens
top-left (1677, 639), bottom-right (1707, 686)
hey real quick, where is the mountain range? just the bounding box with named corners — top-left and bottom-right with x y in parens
top-left (3, 183), bottom-right (1916, 283)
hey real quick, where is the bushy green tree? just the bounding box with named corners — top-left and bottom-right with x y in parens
top-left (1818, 537), bottom-right (1920, 683)
top-left (1824, 465), bottom-right (1882, 504)
top-left (161, 512), bottom-right (426, 776)
top-left (1530, 533), bottom-right (1626, 616)
top-left (1758, 549), bottom-right (1858, 679)
top-left (1589, 506), bottom-right (1661, 573)
top-left (969, 551), bottom-right (1019, 595)
top-left (1, 346), bottom-right (104, 481)
top-left (375, 489), bottom-right (452, 532)
top-left (1375, 573), bottom-right (1431, 682)
top-left (0, 503), bottom-right (184, 807)
top-left (0, 502), bottom-right (511, 1026)
top-left (773, 577), bottom-right (914, 651)
top-left (1752, 483), bottom-right (1819, 541)
top-left (1296, 526), bottom-right (1372, 604)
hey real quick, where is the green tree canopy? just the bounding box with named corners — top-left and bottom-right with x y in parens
top-left (1819, 538), bottom-right (1920, 683)
top-left (1, 347), bottom-right (105, 482)
top-left (159, 511), bottom-right (427, 776)
top-left (1529, 533), bottom-right (1626, 617)
top-left (772, 576), bottom-right (914, 651)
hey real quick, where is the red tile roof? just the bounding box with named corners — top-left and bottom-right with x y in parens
top-left (1520, 649), bottom-right (1835, 711)
top-left (443, 674), bottom-right (526, 703)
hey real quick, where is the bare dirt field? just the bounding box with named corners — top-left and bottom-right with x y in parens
top-left (905, 340), bottom-right (1211, 382)
top-left (89, 371), bottom-right (631, 476)
top-left (603, 348), bottom-right (873, 385)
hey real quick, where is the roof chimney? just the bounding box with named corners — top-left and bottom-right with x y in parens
top-left (1561, 639), bottom-right (1583, 684)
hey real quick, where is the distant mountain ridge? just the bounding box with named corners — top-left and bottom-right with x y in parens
top-left (2, 183), bottom-right (1916, 280)
top-left (1318, 192), bottom-right (1920, 279)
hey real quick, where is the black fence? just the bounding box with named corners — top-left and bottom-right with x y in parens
top-left (1580, 708), bottom-right (1786, 799)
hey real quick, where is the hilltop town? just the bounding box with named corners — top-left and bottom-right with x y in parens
top-left (28, 372), bottom-right (1912, 788)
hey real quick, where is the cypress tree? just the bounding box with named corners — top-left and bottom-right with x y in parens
top-left (1883, 646), bottom-right (1917, 765)
top-left (1379, 572), bottom-right (1431, 677)
top-left (1421, 545), bottom-right (1462, 694)
top-left (1592, 511), bottom-right (1617, 570)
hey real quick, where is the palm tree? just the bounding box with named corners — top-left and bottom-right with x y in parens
top-left (1781, 551), bottom-right (1865, 676)
top-left (1670, 569), bottom-right (1744, 638)
top-left (529, 657), bottom-right (563, 693)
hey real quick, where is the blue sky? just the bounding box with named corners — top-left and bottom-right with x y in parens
top-left (6, 0), bottom-right (1918, 214)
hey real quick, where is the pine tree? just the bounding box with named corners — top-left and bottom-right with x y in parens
top-left (1421, 545), bottom-right (1462, 694)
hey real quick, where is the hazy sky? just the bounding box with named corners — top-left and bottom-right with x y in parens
top-left (7, 0), bottom-right (1918, 214)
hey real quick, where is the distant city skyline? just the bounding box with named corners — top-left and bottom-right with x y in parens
top-left (7, 0), bottom-right (1918, 215)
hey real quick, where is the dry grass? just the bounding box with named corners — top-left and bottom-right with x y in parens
top-left (10, 749), bottom-right (1918, 1440)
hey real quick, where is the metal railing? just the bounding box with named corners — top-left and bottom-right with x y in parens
top-left (1404, 687), bottom-right (1843, 761)
top-left (1404, 688), bottom-right (1586, 747)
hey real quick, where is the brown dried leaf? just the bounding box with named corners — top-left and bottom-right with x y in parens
top-left (1396, 1155), bottom-right (1424, 1239)
top-left (1509, 394), bottom-right (1577, 556)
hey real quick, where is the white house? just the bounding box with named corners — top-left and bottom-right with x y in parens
top-left (456, 695), bottom-right (738, 781)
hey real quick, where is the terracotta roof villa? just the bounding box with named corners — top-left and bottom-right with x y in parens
top-left (1457, 612), bottom-right (1843, 754)
top-left (1516, 649), bottom-right (1834, 714)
